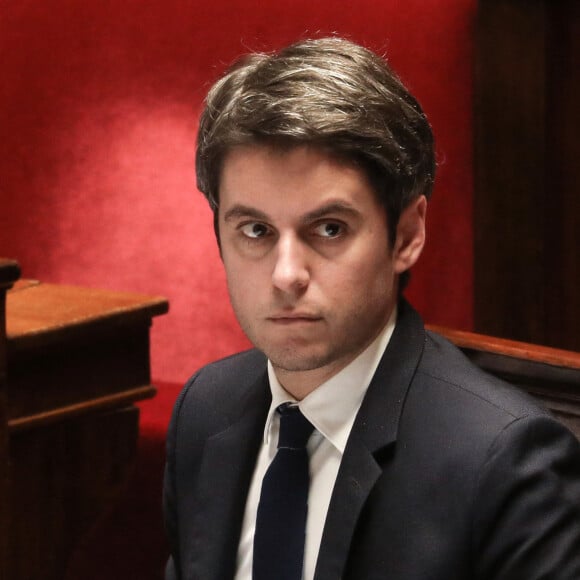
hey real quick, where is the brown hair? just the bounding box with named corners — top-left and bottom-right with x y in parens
top-left (196, 36), bottom-right (435, 251)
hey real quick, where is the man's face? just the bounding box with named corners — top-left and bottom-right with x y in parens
top-left (218, 144), bottom-right (424, 393)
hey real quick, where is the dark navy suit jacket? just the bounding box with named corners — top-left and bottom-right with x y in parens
top-left (164, 301), bottom-right (580, 579)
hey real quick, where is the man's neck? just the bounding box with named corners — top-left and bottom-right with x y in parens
top-left (273, 360), bottom-right (352, 401)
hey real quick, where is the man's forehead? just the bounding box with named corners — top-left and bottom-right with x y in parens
top-left (218, 145), bottom-right (381, 223)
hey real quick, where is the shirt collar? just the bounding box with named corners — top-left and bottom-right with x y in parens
top-left (264, 306), bottom-right (397, 454)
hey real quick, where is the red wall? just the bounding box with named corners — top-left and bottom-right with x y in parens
top-left (0, 0), bottom-right (476, 384)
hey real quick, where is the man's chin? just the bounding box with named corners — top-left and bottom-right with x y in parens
top-left (265, 349), bottom-right (334, 374)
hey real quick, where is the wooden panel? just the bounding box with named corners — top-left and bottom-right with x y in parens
top-left (7, 407), bottom-right (139, 580)
top-left (543, 1), bottom-right (580, 349)
top-left (7, 323), bottom-right (153, 427)
top-left (474, 0), bottom-right (580, 351)
top-left (474, 0), bottom-right (547, 343)
top-left (0, 259), bottom-right (20, 580)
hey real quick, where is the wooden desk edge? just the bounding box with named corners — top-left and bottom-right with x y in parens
top-left (7, 384), bottom-right (157, 433)
top-left (427, 324), bottom-right (580, 371)
top-left (6, 281), bottom-right (169, 348)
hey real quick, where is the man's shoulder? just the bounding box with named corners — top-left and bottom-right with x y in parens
top-left (192, 348), bottom-right (267, 383)
top-left (182, 348), bottom-right (267, 401)
top-left (390, 328), bottom-right (579, 485)
top-left (175, 348), bottom-right (266, 409)
top-left (167, 348), bottom-right (268, 441)
top-left (415, 329), bottom-right (550, 424)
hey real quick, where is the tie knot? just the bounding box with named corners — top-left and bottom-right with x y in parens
top-left (277, 404), bottom-right (314, 449)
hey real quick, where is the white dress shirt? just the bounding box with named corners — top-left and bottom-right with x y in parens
top-left (235, 309), bottom-right (396, 580)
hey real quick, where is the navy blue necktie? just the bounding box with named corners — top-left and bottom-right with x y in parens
top-left (253, 403), bottom-right (315, 580)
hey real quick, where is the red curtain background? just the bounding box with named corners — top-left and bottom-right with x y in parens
top-left (1, 0), bottom-right (475, 386)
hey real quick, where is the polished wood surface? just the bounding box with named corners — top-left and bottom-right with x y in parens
top-left (0, 261), bottom-right (168, 579)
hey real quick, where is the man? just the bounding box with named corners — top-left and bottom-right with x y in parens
top-left (164, 37), bottom-right (580, 579)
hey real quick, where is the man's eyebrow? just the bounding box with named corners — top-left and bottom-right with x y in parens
top-left (223, 205), bottom-right (270, 222)
top-left (303, 201), bottom-right (361, 222)
top-left (222, 200), bottom-right (362, 224)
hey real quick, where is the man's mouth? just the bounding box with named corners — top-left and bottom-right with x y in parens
top-left (268, 313), bottom-right (323, 324)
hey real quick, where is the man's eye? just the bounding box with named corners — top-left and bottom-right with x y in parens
top-left (240, 222), bottom-right (269, 239)
top-left (314, 222), bottom-right (343, 238)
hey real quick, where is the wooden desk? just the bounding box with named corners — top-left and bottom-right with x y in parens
top-left (0, 260), bottom-right (168, 579)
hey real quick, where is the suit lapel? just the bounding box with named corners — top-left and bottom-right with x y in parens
top-left (314, 300), bottom-right (426, 579)
top-left (188, 373), bottom-right (270, 580)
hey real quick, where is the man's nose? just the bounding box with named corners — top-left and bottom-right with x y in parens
top-left (271, 234), bottom-right (310, 293)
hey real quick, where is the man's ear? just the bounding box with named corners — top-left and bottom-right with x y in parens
top-left (393, 195), bottom-right (427, 274)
